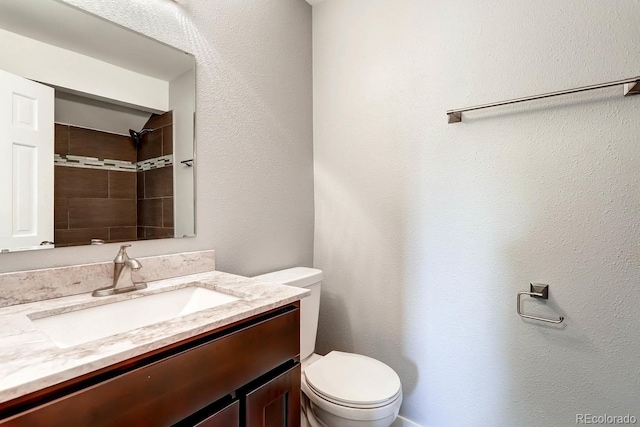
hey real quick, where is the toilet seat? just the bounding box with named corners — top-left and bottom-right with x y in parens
top-left (304, 351), bottom-right (401, 408)
top-left (307, 381), bottom-right (402, 410)
top-left (302, 376), bottom-right (402, 423)
top-left (302, 351), bottom-right (402, 423)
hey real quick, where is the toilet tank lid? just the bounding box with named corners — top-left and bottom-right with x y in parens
top-left (252, 267), bottom-right (323, 288)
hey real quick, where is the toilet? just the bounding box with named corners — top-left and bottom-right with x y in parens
top-left (253, 267), bottom-right (402, 427)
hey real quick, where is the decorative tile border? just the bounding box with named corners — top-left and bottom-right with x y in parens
top-left (54, 154), bottom-right (137, 172)
top-left (137, 155), bottom-right (174, 171)
top-left (54, 154), bottom-right (174, 172)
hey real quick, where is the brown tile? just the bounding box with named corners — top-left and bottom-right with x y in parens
top-left (144, 167), bottom-right (173, 198)
top-left (55, 197), bottom-right (68, 229)
top-left (137, 129), bottom-right (162, 161)
top-left (137, 171), bottom-right (144, 199)
top-left (109, 227), bottom-right (137, 242)
top-left (162, 125), bottom-right (173, 156)
top-left (69, 127), bottom-right (136, 162)
top-left (55, 124), bottom-right (69, 155)
top-left (137, 227), bottom-right (145, 240)
top-left (137, 199), bottom-right (162, 227)
top-left (162, 197), bottom-right (174, 228)
top-left (142, 227), bottom-right (174, 240)
top-left (55, 167), bottom-right (108, 199)
top-left (55, 228), bottom-right (108, 246)
top-left (109, 171), bottom-right (137, 199)
top-left (68, 198), bottom-right (136, 228)
top-left (144, 111), bottom-right (173, 129)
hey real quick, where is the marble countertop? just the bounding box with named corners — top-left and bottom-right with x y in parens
top-left (0, 270), bottom-right (308, 405)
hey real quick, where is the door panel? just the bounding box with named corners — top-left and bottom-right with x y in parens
top-left (0, 68), bottom-right (54, 252)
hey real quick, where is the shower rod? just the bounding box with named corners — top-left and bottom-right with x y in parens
top-left (447, 75), bottom-right (640, 123)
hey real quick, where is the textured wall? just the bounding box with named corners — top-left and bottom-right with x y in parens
top-left (313, 1), bottom-right (640, 426)
top-left (0, 0), bottom-right (314, 276)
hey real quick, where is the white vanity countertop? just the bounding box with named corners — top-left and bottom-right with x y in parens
top-left (0, 270), bottom-right (308, 405)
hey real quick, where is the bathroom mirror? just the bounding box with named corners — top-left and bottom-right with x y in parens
top-left (0, 0), bottom-right (196, 252)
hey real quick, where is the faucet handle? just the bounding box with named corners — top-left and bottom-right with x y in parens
top-left (114, 244), bottom-right (132, 263)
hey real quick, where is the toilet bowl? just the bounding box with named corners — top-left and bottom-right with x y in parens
top-left (253, 268), bottom-right (402, 427)
top-left (302, 351), bottom-right (402, 427)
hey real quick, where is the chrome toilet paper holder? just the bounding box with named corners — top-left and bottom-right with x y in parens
top-left (517, 284), bottom-right (564, 324)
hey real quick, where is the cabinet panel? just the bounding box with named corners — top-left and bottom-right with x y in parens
top-left (194, 400), bottom-right (239, 427)
top-left (0, 307), bottom-right (299, 427)
top-left (244, 364), bottom-right (301, 427)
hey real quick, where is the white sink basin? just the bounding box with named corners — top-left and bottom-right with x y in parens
top-left (30, 286), bottom-right (240, 348)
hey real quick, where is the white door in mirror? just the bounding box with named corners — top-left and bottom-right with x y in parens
top-left (0, 69), bottom-right (54, 253)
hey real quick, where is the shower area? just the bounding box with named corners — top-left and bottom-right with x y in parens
top-left (53, 93), bottom-right (175, 247)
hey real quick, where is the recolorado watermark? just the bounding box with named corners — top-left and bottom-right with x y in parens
top-left (576, 414), bottom-right (637, 424)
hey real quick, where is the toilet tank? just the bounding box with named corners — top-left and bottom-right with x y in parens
top-left (252, 267), bottom-right (322, 360)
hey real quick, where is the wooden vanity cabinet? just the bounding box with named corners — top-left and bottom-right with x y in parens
top-left (242, 363), bottom-right (301, 427)
top-left (181, 362), bottom-right (302, 427)
top-left (0, 303), bottom-right (301, 427)
top-left (188, 400), bottom-right (240, 427)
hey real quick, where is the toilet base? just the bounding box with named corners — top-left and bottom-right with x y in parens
top-left (302, 386), bottom-right (399, 427)
top-left (301, 392), bottom-right (325, 427)
top-left (308, 400), bottom-right (398, 427)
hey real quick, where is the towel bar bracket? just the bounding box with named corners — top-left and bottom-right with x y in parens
top-left (529, 283), bottom-right (549, 299)
top-left (448, 112), bottom-right (462, 124)
top-left (625, 82), bottom-right (640, 96)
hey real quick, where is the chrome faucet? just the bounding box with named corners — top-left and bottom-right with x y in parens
top-left (92, 245), bottom-right (147, 297)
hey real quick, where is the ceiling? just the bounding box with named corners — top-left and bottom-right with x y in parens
top-left (306, 0), bottom-right (326, 5)
top-left (0, 0), bottom-right (194, 81)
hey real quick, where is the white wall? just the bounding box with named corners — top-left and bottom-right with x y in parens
top-left (0, 0), bottom-right (314, 276)
top-left (313, 1), bottom-right (640, 426)
top-left (0, 28), bottom-right (169, 112)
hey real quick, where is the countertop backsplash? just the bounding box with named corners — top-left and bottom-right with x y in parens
top-left (0, 250), bottom-right (216, 308)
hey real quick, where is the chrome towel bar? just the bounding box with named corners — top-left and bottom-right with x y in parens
top-left (447, 75), bottom-right (640, 123)
top-left (517, 284), bottom-right (564, 324)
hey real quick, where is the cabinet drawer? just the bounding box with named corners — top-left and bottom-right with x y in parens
top-left (1, 307), bottom-right (299, 427)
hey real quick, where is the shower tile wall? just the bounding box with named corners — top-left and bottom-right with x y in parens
top-left (54, 124), bottom-right (137, 247)
top-left (137, 112), bottom-right (174, 240)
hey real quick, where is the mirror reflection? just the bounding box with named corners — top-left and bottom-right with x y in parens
top-left (0, 0), bottom-right (196, 252)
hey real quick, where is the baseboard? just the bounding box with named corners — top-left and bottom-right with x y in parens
top-left (392, 415), bottom-right (424, 427)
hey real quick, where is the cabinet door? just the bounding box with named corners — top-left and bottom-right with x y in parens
top-left (244, 364), bottom-right (300, 427)
top-left (194, 400), bottom-right (239, 427)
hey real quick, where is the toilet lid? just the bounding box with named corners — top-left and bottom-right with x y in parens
top-left (304, 351), bottom-right (401, 406)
